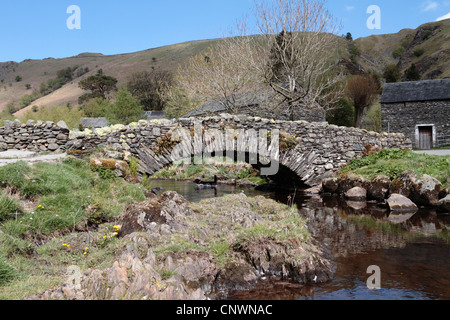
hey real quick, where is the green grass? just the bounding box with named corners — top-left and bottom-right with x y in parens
top-left (0, 157), bottom-right (148, 299)
top-left (0, 158), bottom-right (146, 239)
top-left (340, 149), bottom-right (450, 188)
top-left (0, 196), bottom-right (22, 222)
top-left (0, 260), bottom-right (19, 287)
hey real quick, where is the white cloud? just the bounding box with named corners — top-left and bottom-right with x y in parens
top-left (436, 12), bottom-right (450, 20)
top-left (345, 5), bottom-right (355, 11)
top-left (421, 0), bottom-right (439, 11)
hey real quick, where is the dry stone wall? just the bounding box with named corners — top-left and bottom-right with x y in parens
top-left (0, 119), bottom-right (69, 152)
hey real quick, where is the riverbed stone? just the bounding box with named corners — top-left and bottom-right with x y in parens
top-left (345, 187), bottom-right (367, 201)
top-left (386, 193), bottom-right (418, 212)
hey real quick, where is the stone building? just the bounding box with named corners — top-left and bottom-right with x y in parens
top-left (381, 78), bottom-right (450, 149)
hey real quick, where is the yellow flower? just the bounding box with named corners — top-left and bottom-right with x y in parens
top-left (62, 243), bottom-right (67, 247)
top-left (103, 236), bottom-right (107, 239)
top-left (66, 245), bottom-right (71, 248)
top-left (83, 252), bottom-right (87, 256)
top-left (85, 247), bottom-right (89, 251)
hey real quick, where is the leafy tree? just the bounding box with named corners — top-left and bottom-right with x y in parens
top-left (78, 70), bottom-right (118, 104)
top-left (127, 70), bottom-right (173, 111)
top-left (383, 64), bottom-right (401, 83)
top-left (56, 67), bottom-right (73, 84)
top-left (346, 74), bottom-right (380, 128)
top-left (82, 97), bottom-right (113, 118)
top-left (404, 64), bottom-right (420, 81)
top-left (326, 97), bottom-right (354, 127)
top-left (15, 76), bottom-right (22, 82)
top-left (108, 89), bottom-right (144, 124)
top-left (345, 32), bottom-right (353, 41)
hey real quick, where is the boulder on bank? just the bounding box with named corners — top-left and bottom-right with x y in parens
top-left (437, 195), bottom-right (450, 213)
top-left (336, 173), bottom-right (368, 194)
top-left (367, 175), bottom-right (391, 201)
top-left (90, 158), bottom-right (130, 177)
top-left (322, 177), bottom-right (339, 193)
top-left (389, 170), bottom-right (417, 197)
top-left (345, 187), bottom-right (367, 201)
top-left (386, 193), bottom-right (418, 213)
top-left (410, 174), bottom-right (442, 207)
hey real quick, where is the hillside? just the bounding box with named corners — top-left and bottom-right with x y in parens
top-left (354, 19), bottom-right (450, 79)
top-left (0, 19), bottom-right (449, 117)
top-left (0, 39), bottom-right (219, 115)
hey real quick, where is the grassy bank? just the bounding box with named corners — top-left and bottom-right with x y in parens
top-left (0, 158), bottom-right (147, 298)
top-left (340, 149), bottom-right (450, 189)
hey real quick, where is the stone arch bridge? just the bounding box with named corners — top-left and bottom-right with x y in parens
top-left (0, 114), bottom-right (411, 187)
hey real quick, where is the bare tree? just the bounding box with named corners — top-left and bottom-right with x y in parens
top-left (247, 0), bottom-right (344, 120)
top-left (163, 37), bottom-right (260, 117)
top-left (163, 0), bottom-right (344, 120)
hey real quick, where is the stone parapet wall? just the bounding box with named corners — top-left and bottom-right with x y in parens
top-left (1, 114), bottom-right (412, 185)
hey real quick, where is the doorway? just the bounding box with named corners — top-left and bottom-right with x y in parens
top-left (417, 126), bottom-right (433, 150)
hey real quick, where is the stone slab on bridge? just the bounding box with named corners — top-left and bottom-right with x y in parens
top-left (1, 115), bottom-right (412, 186)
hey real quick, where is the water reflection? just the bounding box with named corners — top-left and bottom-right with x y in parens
top-left (150, 179), bottom-right (450, 300)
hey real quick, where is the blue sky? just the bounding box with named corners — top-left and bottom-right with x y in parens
top-left (1, 0), bottom-right (449, 62)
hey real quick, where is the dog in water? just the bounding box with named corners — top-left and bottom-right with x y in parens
top-left (193, 175), bottom-right (218, 188)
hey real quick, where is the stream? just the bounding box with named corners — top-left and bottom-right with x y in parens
top-left (150, 179), bottom-right (450, 300)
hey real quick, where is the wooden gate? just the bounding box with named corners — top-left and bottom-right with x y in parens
top-left (418, 126), bottom-right (433, 149)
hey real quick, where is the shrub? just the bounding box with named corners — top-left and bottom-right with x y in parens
top-left (20, 104), bottom-right (86, 129)
top-left (422, 30), bottom-right (432, 40)
top-left (413, 48), bottom-right (425, 57)
top-left (392, 47), bottom-right (405, 59)
top-left (383, 64), bottom-right (401, 83)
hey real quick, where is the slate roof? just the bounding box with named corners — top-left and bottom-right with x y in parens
top-left (381, 78), bottom-right (450, 104)
top-left (183, 88), bottom-right (274, 117)
top-left (80, 117), bottom-right (109, 129)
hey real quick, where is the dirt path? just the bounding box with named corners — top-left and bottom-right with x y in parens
top-left (413, 149), bottom-right (450, 156)
top-left (0, 150), bottom-right (67, 167)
